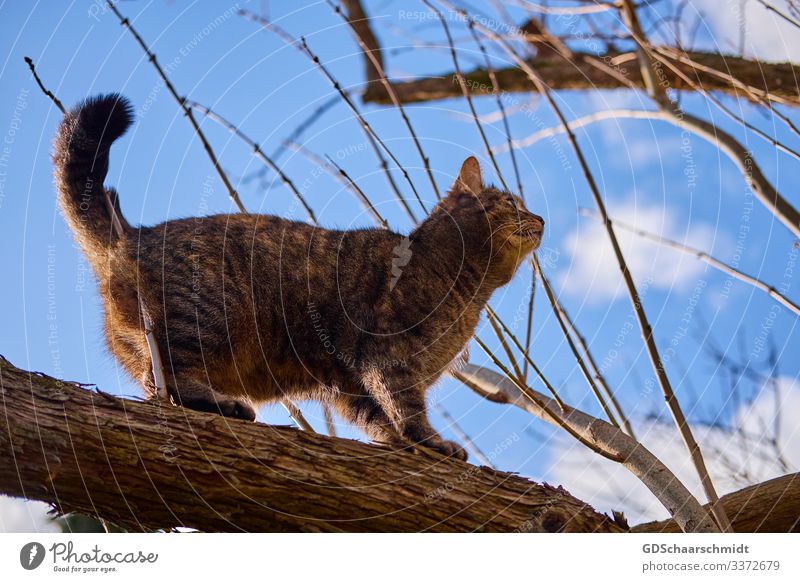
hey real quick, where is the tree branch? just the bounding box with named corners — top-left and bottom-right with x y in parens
top-left (633, 472), bottom-right (800, 533)
top-left (0, 355), bottom-right (626, 533)
top-left (456, 364), bottom-right (719, 533)
top-left (361, 51), bottom-right (800, 106)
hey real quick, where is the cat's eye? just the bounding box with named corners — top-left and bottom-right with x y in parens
top-left (506, 197), bottom-right (517, 209)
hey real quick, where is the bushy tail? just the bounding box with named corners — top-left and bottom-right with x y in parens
top-left (52, 94), bottom-right (133, 264)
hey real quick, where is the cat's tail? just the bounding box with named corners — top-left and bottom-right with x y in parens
top-left (52, 94), bottom-right (134, 266)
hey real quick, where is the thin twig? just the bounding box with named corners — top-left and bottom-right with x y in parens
top-left (237, 8), bottom-right (416, 221)
top-left (282, 400), bottom-right (316, 432)
top-left (285, 141), bottom-right (390, 227)
top-left (754, 0), bottom-right (800, 29)
top-left (185, 99), bottom-right (317, 223)
top-left (484, 306), bottom-right (566, 410)
top-left (532, 256), bottom-right (624, 429)
top-left (470, 336), bottom-right (621, 462)
top-left (324, 154), bottom-right (390, 228)
top-left (323, 404), bottom-right (338, 437)
top-left (431, 402), bottom-right (494, 467)
top-left (522, 269), bottom-right (536, 383)
top-left (465, 20), bottom-right (524, 196)
top-left (242, 93), bottom-right (342, 186)
top-left (424, 0), bottom-right (510, 191)
top-left (549, 291), bottom-right (635, 438)
top-left (485, 310), bottom-right (525, 382)
top-left (697, 87), bottom-right (800, 163)
top-left (24, 57), bottom-right (65, 112)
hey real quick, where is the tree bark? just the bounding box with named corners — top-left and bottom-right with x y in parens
top-left (0, 355), bottom-right (625, 533)
top-left (633, 472), bottom-right (800, 533)
top-left (362, 51), bottom-right (799, 106)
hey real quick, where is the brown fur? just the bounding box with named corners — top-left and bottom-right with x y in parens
top-left (53, 95), bottom-right (544, 460)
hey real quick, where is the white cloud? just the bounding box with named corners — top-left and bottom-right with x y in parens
top-left (0, 496), bottom-right (60, 533)
top-left (560, 200), bottom-right (715, 302)
top-left (684, 0), bottom-right (800, 61)
top-left (541, 376), bottom-right (800, 525)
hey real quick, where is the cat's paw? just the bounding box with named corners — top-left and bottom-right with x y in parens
top-left (424, 437), bottom-right (468, 461)
top-left (216, 398), bottom-right (257, 421)
top-left (441, 439), bottom-right (468, 461)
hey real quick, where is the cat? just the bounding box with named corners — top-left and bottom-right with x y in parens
top-left (53, 94), bottom-right (544, 461)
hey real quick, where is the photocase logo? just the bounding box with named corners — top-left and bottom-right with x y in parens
top-left (20, 542), bottom-right (46, 570)
top-left (390, 237), bottom-right (412, 290)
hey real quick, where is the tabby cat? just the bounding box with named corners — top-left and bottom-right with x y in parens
top-left (53, 94), bottom-right (544, 461)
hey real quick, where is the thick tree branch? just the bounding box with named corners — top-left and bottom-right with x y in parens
top-left (361, 51), bottom-right (800, 106)
top-left (0, 355), bottom-right (626, 533)
top-left (341, 0), bottom-right (384, 93)
top-left (633, 472), bottom-right (800, 533)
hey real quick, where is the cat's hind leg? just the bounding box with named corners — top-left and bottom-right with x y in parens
top-left (148, 370), bottom-right (256, 421)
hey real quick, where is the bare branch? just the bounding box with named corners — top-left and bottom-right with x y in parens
top-left (633, 472), bottom-right (800, 532)
top-left (360, 52), bottom-right (800, 106)
top-left (457, 364), bottom-right (719, 533)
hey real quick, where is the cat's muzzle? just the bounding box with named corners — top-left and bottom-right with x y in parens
top-left (519, 214), bottom-right (545, 246)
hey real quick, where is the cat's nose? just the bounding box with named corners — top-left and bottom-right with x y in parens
top-left (529, 213), bottom-right (544, 226)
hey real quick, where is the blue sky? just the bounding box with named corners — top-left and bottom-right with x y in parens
top-left (0, 1), bottom-right (798, 528)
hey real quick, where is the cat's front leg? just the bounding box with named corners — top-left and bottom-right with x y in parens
top-left (361, 369), bottom-right (467, 461)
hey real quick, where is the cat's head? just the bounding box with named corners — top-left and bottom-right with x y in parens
top-left (433, 157), bottom-right (544, 279)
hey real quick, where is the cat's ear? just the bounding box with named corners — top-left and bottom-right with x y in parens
top-left (450, 156), bottom-right (483, 195)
